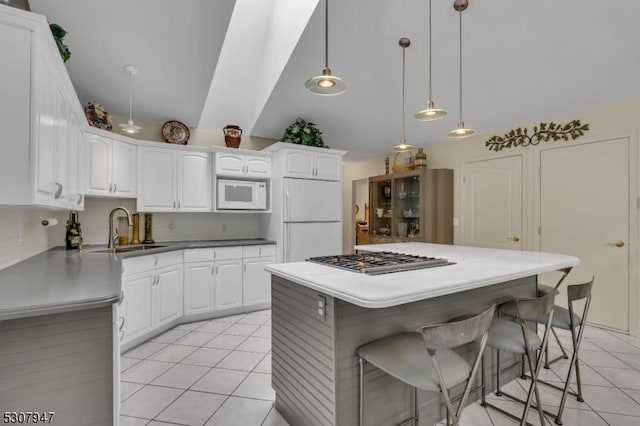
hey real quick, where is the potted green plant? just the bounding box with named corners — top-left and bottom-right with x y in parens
top-left (281, 118), bottom-right (329, 148)
top-left (49, 23), bottom-right (71, 63)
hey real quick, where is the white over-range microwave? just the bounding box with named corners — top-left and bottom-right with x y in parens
top-left (217, 179), bottom-right (268, 210)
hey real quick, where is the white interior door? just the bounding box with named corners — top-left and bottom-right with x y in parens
top-left (463, 155), bottom-right (523, 249)
top-left (284, 179), bottom-right (341, 222)
top-left (284, 222), bottom-right (342, 262)
top-left (540, 138), bottom-right (630, 331)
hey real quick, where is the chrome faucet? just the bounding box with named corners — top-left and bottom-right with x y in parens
top-left (108, 206), bottom-right (133, 249)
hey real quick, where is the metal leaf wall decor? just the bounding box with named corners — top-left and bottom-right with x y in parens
top-left (485, 120), bottom-right (589, 152)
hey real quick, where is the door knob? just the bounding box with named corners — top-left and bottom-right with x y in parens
top-left (614, 240), bottom-right (625, 248)
top-left (507, 236), bottom-right (520, 242)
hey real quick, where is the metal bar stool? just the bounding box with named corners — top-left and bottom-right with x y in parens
top-left (502, 277), bottom-right (595, 425)
top-left (356, 304), bottom-right (495, 426)
top-left (481, 290), bottom-right (556, 426)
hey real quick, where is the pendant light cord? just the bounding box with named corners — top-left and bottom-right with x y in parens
top-left (324, 0), bottom-right (329, 69)
top-left (402, 45), bottom-right (406, 140)
top-left (428, 0), bottom-right (432, 102)
top-left (458, 10), bottom-right (463, 123)
top-left (128, 73), bottom-right (133, 121)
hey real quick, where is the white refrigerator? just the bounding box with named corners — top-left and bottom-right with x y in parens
top-left (283, 178), bottom-right (342, 262)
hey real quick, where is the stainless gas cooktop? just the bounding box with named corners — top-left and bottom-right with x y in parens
top-left (306, 251), bottom-right (454, 275)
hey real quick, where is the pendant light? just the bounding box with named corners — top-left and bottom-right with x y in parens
top-left (119, 64), bottom-right (142, 134)
top-left (305, 0), bottom-right (346, 95)
top-left (393, 38), bottom-right (414, 152)
top-left (414, 0), bottom-right (447, 121)
top-left (447, 0), bottom-right (474, 138)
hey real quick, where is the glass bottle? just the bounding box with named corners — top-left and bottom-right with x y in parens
top-left (131, 213), bottom-right (140, 245)
top-left (142, 213), bottom-right (155, 244)
top-left (415, 148), bottom-right (427, 168)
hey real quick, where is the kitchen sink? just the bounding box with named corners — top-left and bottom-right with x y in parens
top-left (89, 245), bottom-right (167, 254)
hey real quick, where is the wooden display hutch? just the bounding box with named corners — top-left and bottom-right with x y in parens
top-left (367, 169), bottom-right (453, 245)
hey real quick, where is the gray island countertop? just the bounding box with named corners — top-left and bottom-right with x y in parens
top-left (0, 239), bottom-right (275, 321)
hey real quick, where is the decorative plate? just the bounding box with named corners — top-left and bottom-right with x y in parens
top-left (162, 120), bottom-right (190, 145)
top-left (84, 102), bottom-right (112, 130)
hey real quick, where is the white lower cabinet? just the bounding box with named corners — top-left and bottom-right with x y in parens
top-left (214, 259), bottom-right (243, 310)
top-left (121, 253), bottom-right (183, 345)
top-left (184, 261), bottom-right (214, 315)
top-left (243, 256), bottom-right (276, 306)
top-left (121, 272), bottom-right (154, 344)
top-left (156, 264), bottom-right (184, 327)
top-left (122, 245), bottom-right (274, 347)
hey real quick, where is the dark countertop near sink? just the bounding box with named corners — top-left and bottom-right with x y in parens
top-left (0, 239), bottom-right (275, 321)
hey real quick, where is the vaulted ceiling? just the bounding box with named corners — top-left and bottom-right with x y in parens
top-left (30, 0), bottom-right (640, 159)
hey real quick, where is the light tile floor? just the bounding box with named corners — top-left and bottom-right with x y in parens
top-left (120, 310), bottom-right (640, 426)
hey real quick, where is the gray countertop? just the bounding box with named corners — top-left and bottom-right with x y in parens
top-left (0, 239), bottom-right (275, 321)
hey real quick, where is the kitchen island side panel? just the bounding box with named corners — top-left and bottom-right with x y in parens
top-left (272, 276), bottom-right (336, 426)
top-left (0, 306), bottom-right (113, 425)
top-left (334, 276), bottom-right (536, 425)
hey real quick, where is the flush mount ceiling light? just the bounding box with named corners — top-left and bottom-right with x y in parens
top-left (118, 64), bottom-right (142, 134)
top-left (414, 0), bottom-right (447, 121)
top-left (447, 0), bottom-right (475, 138)
top-left (305, 0), bottom-right (346, 95)
top-left (393, 38), bottom-right (414, 152)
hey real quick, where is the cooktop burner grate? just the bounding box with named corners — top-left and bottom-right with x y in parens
top-left (307, 251), bottom-right (454, 275)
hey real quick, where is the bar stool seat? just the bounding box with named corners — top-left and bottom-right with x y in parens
top-left (487, 318), bottom-right (542, 354)
top-left (358, 332), bottom-right (471, 391)
top-left (357, 305), bottom-right (496, 426)
top-left (502, 303), bottom-right (582, 330)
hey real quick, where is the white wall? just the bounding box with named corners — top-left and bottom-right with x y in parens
top-left (0, 207), bottom-right (67, 270)
top-left (109, 115), bottom-right (275, 151)
top-left (342, 98), bottom-right (640, 334)
top-left (73, 198), bottom-right (261, 246)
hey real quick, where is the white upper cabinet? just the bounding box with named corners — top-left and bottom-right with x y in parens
top-left (215, 152), bottom-right (271, 178)
top-left (0, 8), bottom-right (86, 210)
top-left (178, 152), bottom-right (212, 211)
top-left (282, 148), bottom-right (341, 181)
top-left (138, 147), bottom-right (211, 212)
top-left (85, 131), bottom-right (137, 198)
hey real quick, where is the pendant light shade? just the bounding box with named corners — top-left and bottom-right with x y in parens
top-left (415, 0), bottom-right (447, 121)
top-left (393, 38), bottom-right (414, 152)
top-left (305, 0), bottom-right (346, 95)
top-left (448, 0), bottom-right (474, 138)
top-left (119, 64), bottom-right (142, 134)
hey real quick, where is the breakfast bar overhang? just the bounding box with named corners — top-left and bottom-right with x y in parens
top-left (265, 243), bottom-right (579, 426)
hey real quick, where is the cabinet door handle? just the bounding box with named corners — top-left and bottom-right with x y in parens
top-left (118, 316), bottom-right (125, 331)
top-left (113, 184), bottom-right (117, 193)
top-left (178, 200), bottom-right (181, 209)
top-left (215, 266), bottom-right (219, 274)
top-left (120, 330), bottom-right (124, 342)
top-left (54, 182), bottom-right (63, 199)
top-left (211, 265), bottom-right (215, 275)
top-left (76, 193), bottom-right (83, 205)
top-left (154, 256), bottom-right (159, 266)
top-left (109, 183), bottom-right (113, 193)
top-left (244, 264), bottom-right (247, 272)
top-left (118, 290), bottom-right (124, 305)
top-left (259, 247), bottom-right (262, 256)
top-left (156, 275), bottom-right (160, 285)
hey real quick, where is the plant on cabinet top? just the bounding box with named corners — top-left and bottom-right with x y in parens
top-left (281, 118), bottom-right (329, 148)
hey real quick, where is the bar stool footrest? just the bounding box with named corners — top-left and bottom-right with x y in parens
top-left (499, 390), bottom-right (560, 423)
top-left (523, 374), bottom-right (581, 399)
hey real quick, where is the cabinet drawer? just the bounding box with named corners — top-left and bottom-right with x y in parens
top-left (184, 248), bottom-right (215, 263)
top-left (215, 246), bottom-right (242, 260)
top-left (242, 244), bottom-right (276, 258)
top-left (122, 250), bottom-right (183, 275)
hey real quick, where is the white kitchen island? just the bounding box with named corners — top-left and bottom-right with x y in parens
top-left (265, 243), bottom-right (579, 426)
